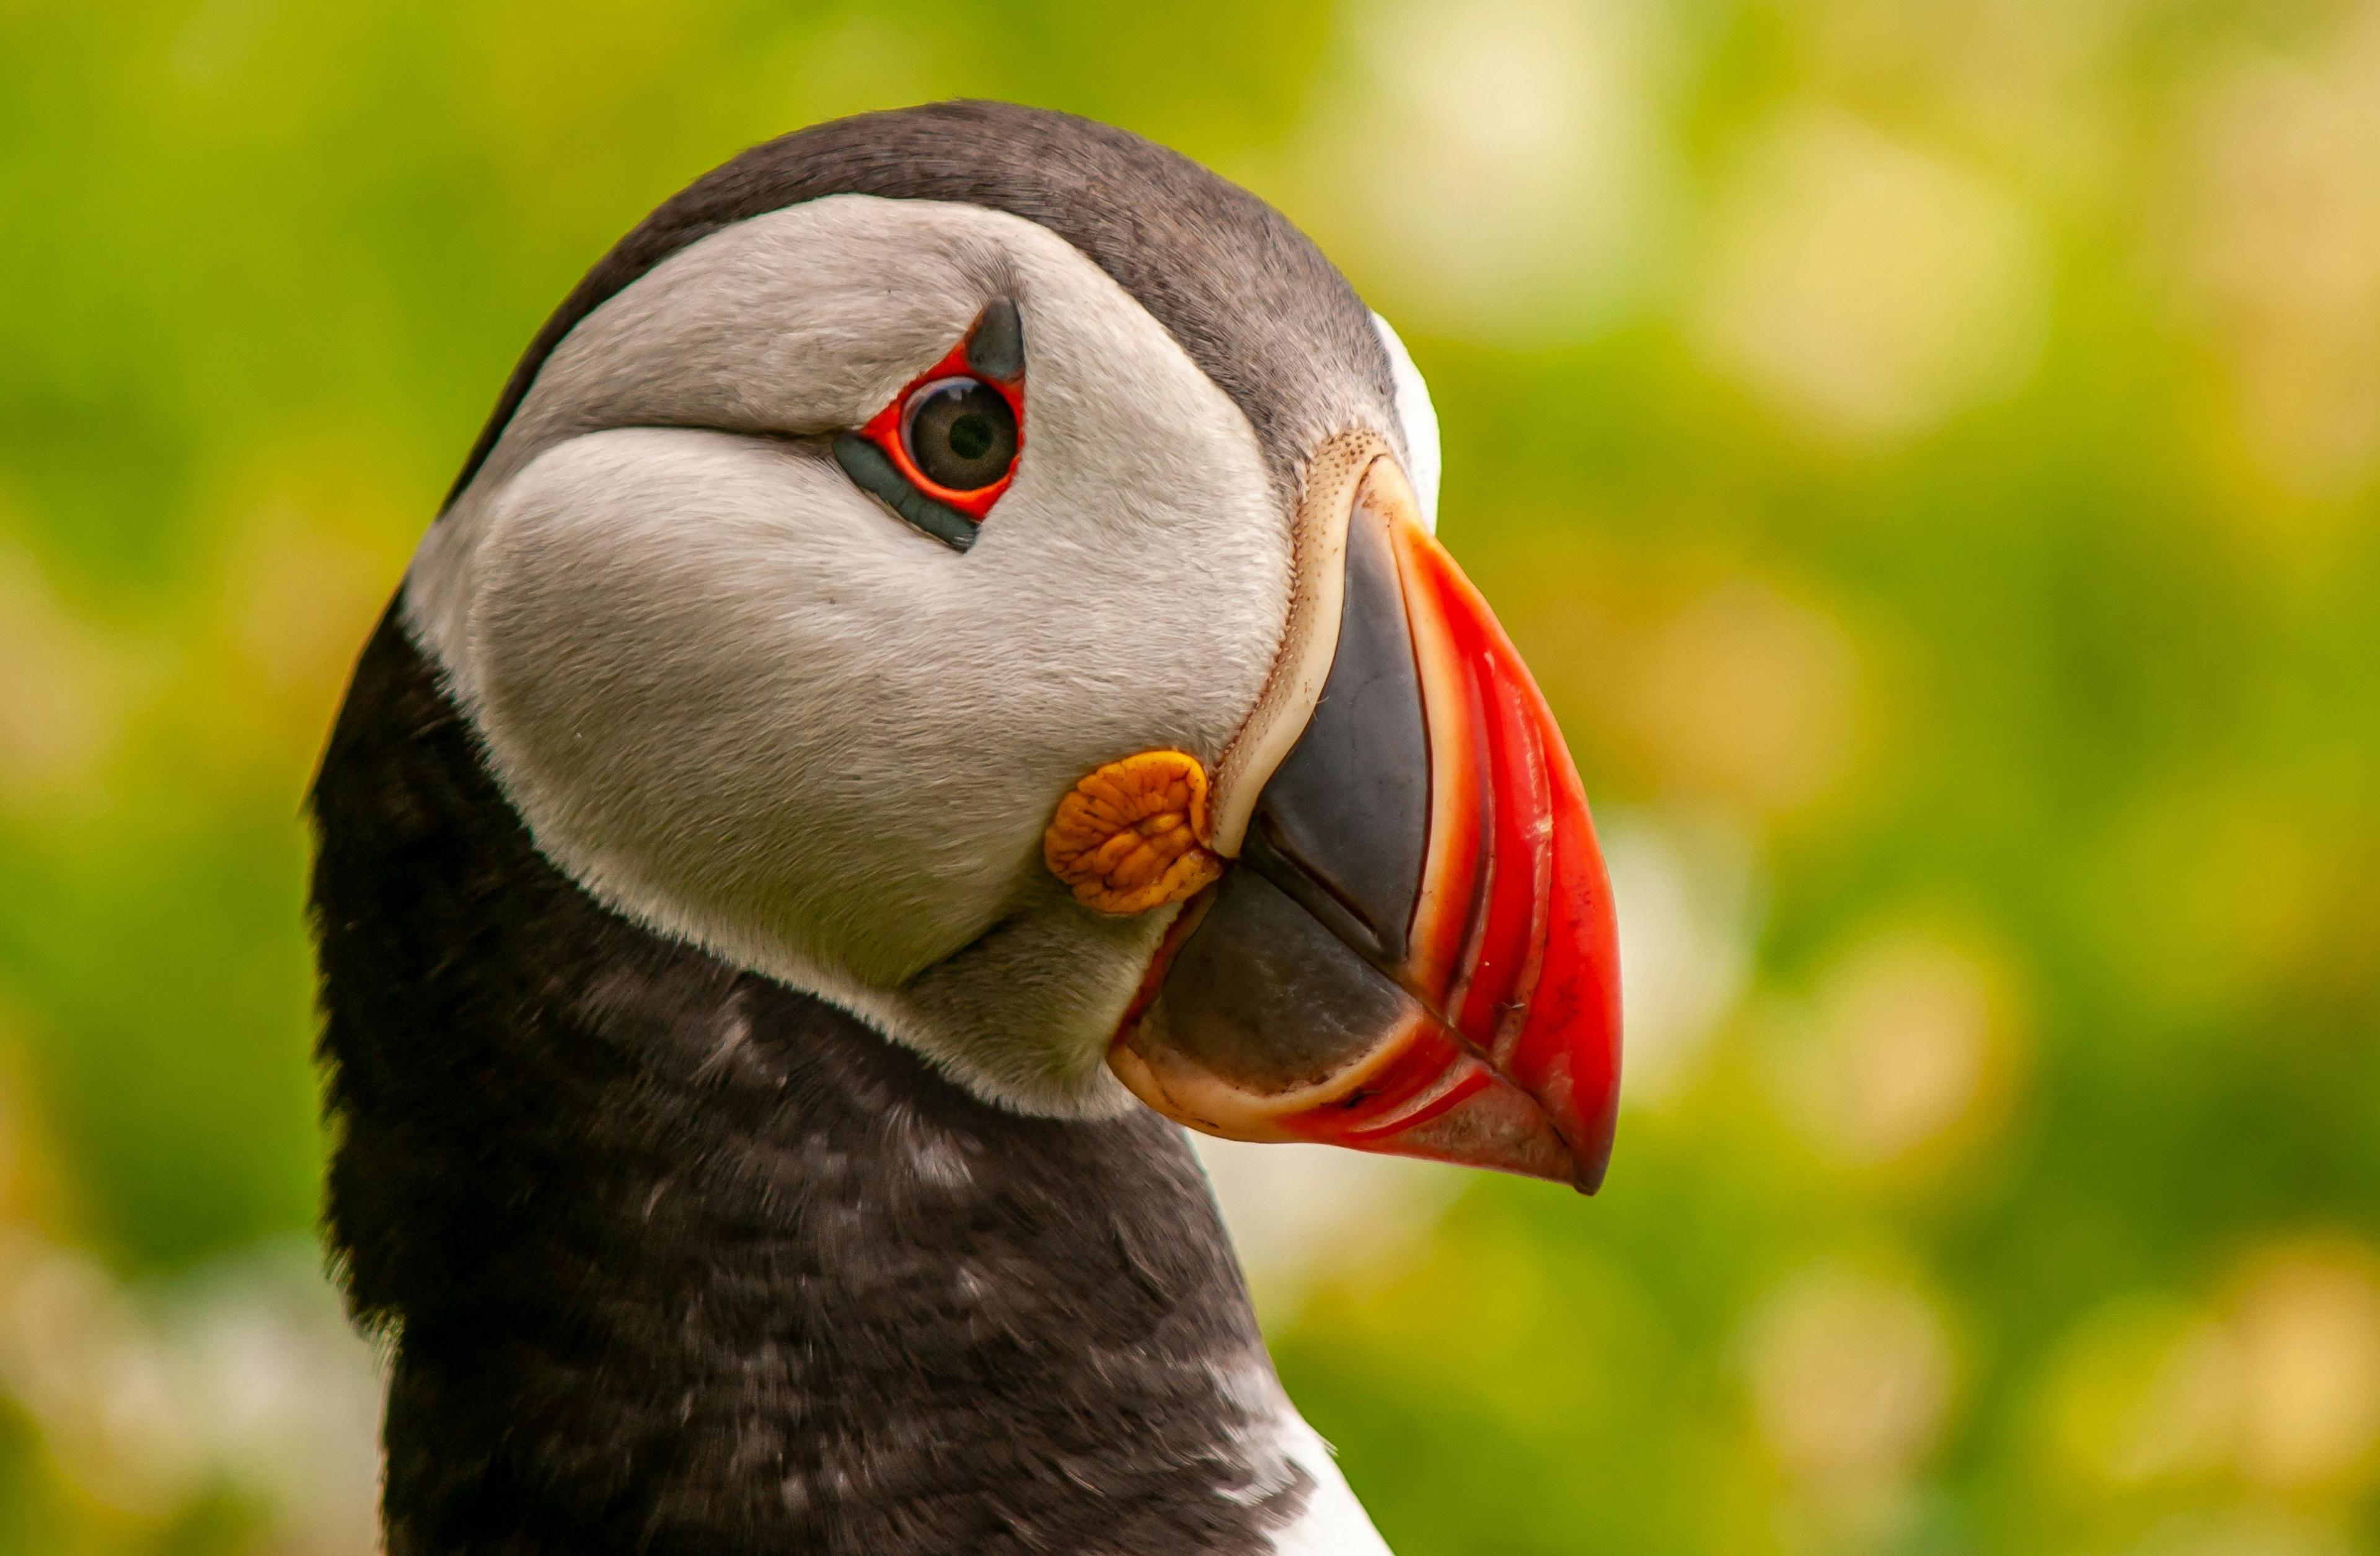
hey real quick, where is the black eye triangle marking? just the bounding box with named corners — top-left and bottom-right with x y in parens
top-left (964, 299), bottom-right (1025, 382)
top-left (832, 435), bottom-right (981, 552)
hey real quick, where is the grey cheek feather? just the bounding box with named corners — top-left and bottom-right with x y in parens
top-left (404, 195), bottom-right (1290, 1122)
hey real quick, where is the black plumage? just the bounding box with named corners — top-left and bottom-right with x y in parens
top-left (312, 610), bottom-right (1313, 1554)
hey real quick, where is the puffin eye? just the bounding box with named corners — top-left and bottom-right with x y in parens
top-left (832, 299), bottom-right (1028, 554)
top-left (902, 377), bottom-right (1018, 492)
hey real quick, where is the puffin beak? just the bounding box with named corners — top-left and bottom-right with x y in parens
top-left (1108, 457), bottom-right (1622, 1191)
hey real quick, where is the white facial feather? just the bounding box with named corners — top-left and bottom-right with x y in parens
top-left (1370, 312), bottom-right (1440, 534)
top-left (1267, 1413), bottom-right (1395, 1556)
top-left (1207, 1364), bottom-right (1394, 1555)
top-left (405, 196), bottom-right (1289, 1116)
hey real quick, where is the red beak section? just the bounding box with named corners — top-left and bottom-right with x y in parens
top-left (1108, 459), bottom-right (1622, 1190)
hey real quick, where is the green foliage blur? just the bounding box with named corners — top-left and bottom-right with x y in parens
top-left (3, 1), bottom-right (2378, 1552)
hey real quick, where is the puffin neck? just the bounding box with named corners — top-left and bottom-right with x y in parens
top-left (309, 609), bottom-right (1315, 1555)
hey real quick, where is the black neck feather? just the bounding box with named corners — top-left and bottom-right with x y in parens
top-left (309, 608), bottom-right (1308, 1555)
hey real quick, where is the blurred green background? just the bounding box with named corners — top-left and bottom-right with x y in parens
top-left (4, 0), bottom-right (2379, 1551)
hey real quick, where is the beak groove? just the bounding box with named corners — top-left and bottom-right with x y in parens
top-left (1395, 518), bottom-right (1621, 1191)
top-left (1108, 455), bottom-right (1622, 1192)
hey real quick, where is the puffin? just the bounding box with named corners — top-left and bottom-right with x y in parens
top-left (309, 100), bottom-right (1622, 1556)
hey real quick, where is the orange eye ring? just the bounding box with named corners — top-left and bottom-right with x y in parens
top-left (855, 334), bottom-right (1025, 523)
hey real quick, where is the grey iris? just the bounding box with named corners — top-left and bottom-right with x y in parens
top-left (905, 378), bottom-right (1018, 490)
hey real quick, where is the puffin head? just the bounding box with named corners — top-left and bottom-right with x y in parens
top-left (400, 102), bottom-right (1622, 1191)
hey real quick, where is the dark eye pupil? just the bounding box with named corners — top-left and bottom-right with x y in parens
top-left (948, 413), bottom-right (994, 462)
top-left (905, 378), bottom-right (1018, 492)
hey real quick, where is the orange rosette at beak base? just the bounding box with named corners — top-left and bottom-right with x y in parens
top-left (1043, 750), bottom-right (1225, 916)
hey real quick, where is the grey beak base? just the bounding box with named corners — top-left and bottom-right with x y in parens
top-left (1238, 497), bottom-right (1430, 977)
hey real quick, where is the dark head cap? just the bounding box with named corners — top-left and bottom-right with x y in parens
top-left (446, 100), bottom-right (1398, 511)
